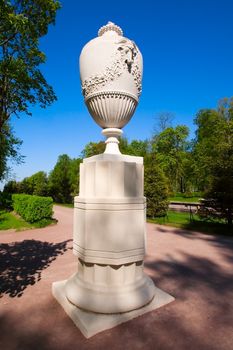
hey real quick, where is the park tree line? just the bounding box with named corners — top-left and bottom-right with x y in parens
top-left (1, 2), bottom-right (232, 225)
top-left (3, 97), bottom-right (233, 224)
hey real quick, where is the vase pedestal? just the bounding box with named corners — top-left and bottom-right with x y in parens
top-left (52, 153), bottom-right (174, 337)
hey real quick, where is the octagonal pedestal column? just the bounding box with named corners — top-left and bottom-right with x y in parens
top-left (64, 153), bottom-right (155, 313)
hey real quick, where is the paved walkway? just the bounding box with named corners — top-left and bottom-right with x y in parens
top-left (0, 205), bottom-right (232, 350)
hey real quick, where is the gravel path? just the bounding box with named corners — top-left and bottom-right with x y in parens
top-left (0, 205), bottom-right (232, 350)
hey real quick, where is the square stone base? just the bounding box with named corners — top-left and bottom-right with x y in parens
top-left (52, 280), bottom-right (174, 338)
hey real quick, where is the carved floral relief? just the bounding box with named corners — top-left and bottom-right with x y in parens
top-left (81, 38), bottom-right (142, 98)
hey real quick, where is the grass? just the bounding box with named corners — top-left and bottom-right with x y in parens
top-left (169, 196), bottom-right (201, 203)
top-left (148, 210), bottom-right (233, 236)
top-left (0, 210), bottom-right (57, 231)
top-left (168, 192), bottom-right (203, 203)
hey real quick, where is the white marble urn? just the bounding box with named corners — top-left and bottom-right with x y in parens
top-left (52, 22), bottom-right (174, 337)
top-left (80, 22), bottom-right (143, 152)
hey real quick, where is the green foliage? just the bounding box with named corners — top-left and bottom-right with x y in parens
top-left (0, 191), bottom-right (12, 209)
top-left (152, 125), bottom-right (191, 192)
top-left (81, 141), bottom-right (105, 158)
top-left (6, 97), bottom-right (233, 220)
top-left (144, 155), bottom-right (169, 217)
top-left (32, 217), bottom-right (56, 228)
top-left (169, 193), bottom-right (202, 203)
top-left (81, 138), bottom-right (150, 158)
top-left (20, 177), bottom-right (33, 194)
top-left (30, 171), bottom-right (48, 196)
top-left (48, 154), bottom-right (72, 203)
top-left (69, 158), bottom-right (82, 197)
top-left (4, 155), bottom-right (81, 204)
top-left (0, 0), bottom-right (61, 119)
top-left (194, 97), bottom-right (233, 224)
top-left (0, 122), bottom-right (23, 180)
top-left (149, 210), bottom-right (232, 235)
top-left (123, 139), bottom-right (150, 156)
top-left (192, 109), bottom-right (221, 189)
top-left (0, 209), bottom-right (55, 230)
top-left (12, 193), bottom-right (53, 223)
top-left (4, 171), bottom-right (48, 195)
top-left (3, 179), bottom-right (20, 193)
top-left (202, 167), bottom-right (233, 225)
top-left (22, 171), bottom-right (48, 196)
top-left (0, 209), bottom-right (33, 230)
top-left (48, 154), bottom-right (81, 203)
top-left (0, 0), bottom-right (61, 179)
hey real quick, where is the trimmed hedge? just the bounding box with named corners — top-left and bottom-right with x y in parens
top-left (12, 194), bottom-right (53, 223)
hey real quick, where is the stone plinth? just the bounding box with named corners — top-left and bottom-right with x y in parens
top-left (52, 153), bottom-right (174, 336)
top-left (53, 280), bottom-right (174, 338)
top-left (65, 153), bottom-right (156, 313)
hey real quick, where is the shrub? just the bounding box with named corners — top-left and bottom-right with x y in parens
top-left (144, 155), bottom-right (169, 218)
top-left (12, 194), bottom-right (53, 223)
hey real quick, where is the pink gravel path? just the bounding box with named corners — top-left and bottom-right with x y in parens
top-left (0, 205), bottom-right (233, 350)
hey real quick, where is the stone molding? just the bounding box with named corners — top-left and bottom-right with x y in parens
top-left (86, 91), bottom-right (138, 128)
top-left (83, 153), bottom-right (143, 164)
top-left (73, 243), bottom-right (145, 265)
top-left (85, 90), bottom-right (138, 103)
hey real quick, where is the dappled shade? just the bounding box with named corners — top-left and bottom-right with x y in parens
top-left (0, 239), bottom-right (71, 298)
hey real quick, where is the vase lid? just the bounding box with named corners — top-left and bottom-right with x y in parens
top-left (98, 21), bottom-right (123, 37)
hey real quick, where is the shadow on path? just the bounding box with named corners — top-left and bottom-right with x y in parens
top-left (146, 252), bottom-right (233, 326)
top-left (155, 225), bottom-right (233, 264)
top-left (0, 239), bottom-right (72, 298)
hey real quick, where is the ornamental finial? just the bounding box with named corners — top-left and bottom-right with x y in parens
top-left (98, 21), bottom-right (123, 37)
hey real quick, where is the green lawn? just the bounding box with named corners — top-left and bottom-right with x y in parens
top-left (169, 196), bottom-right (201, 203)
top-left (0, 210), bottom-right (33, 230)
top-left (148, 210), bottom-right (233, 236)
top-left (0, 210), bottom-right (56, 231)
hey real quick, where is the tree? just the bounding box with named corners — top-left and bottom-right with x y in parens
top-left (193, 109), bottom-right (222, 190)
top-left (0, 122), bottom-right (22, 180)
top-left (28, 171), bottom-right (48, 196)
top-left (0, 0), bottom-right (61, 179)
top-left (3, 179), bottom-right (20, 193)
top-left (69, 158), bottom-right (82, 197)
top-left (205, 166), bottom-right (233, 226)
top-left (126, 139), bottom-right (150, 157)
top-left (48, 155), bottom-right (82, 203)
top-left (153, 112), bottom-right (174, 134)
top-left (194, 97), bottom-right (233, 225)
top-left (48, 154), bottom-right (73, 203)
top-left (81, 141), bottom-right (106, 158)
top-left (144, 154), bottom-right (169, 217)
top-left (20, 176), bottom-right (33, 194)
top-left (152, 125), bottom-right (190, 192)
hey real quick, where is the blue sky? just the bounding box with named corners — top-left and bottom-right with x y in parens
top-left (7, 0), bottom-right (233, 183)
